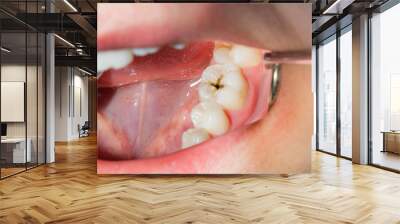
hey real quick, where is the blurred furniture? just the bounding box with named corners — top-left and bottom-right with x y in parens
top-left (78, 121), bottom-right (90, 138)
top-left (0, 138), bottom-right (32, 165)
top-left (381, 131), bottom-right (400, 154)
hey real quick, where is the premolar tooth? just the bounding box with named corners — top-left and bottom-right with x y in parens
top-left (97, 49), bottom-right (133, 73)
top-left (200, 64), bottom-right (248, 110)
top-left (171, 43), bottom-right (186, 50)
top-left (132, 47), bottom-right (160, 56)
top-left (181, 128), bottom-right (210, 148)
top-left (213, 47), bottom-right (233, 64)
top-left (229, 45), bottom-right (261, 68)
top-left (191, 101), bottom-right (229, 136)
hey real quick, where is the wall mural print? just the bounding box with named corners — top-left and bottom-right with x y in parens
top-left (97, 3), bottom-right (312, 174)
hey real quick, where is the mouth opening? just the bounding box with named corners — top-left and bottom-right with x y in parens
top-left (97, 40), bottom-right (273, 163)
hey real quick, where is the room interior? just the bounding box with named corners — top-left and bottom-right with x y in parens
top-left (0, 0), bottom-right (96, 179)
top-left (314, 0), bottom-right (400, 172)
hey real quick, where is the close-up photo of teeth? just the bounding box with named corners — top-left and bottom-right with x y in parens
top-left (97, 3), bottom-right (312, 174)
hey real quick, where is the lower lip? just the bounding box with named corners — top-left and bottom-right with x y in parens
top-left (98, 127), bottom-right (247, 174)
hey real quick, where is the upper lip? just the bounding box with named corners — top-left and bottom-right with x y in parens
top-left (97, 4), bottom-right (216, 51)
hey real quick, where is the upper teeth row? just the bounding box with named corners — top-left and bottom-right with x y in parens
top-left (181, 44), bottom-right (262, 149)
top-left (97, 43), bottom-right (186, 74)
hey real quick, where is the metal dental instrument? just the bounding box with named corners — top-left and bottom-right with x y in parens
top-left (264, 51), bottom-right (311, 65)
top-left (265, 51), bottom-right (310, 108)
top-left (268, 64), bottom-right (281, 108)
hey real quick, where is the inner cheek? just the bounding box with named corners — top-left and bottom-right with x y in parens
top-left (243, 66), bottom-right (311, 171)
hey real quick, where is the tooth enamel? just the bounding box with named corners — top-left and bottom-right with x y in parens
top-left (132, 47), bottom-right (160, 56)
top-left (198, 82), bottom-right (217, 101)
top-left (199, 64), bottom-right (248, 110)
top-left (171, 43), bottom-right (186, 50)
top-left (216, 86), bottom-right (246, 111)
top-left (191, 101), bottom-right (229, 136)
top-left (181, 128), bottom-right (210, 148)
top-left (97, 49), bottom-right (133, 73)
top-left (213, 47), bottom-right (233, 64)
top-left (229, 45), bottom-right (261, 68)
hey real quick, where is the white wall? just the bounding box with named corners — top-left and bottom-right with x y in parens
top-left (1, 65), bottom-right (40, 137)
top-left (54, 67), bottom-right (89, 141)
top-left (55, 67), bottom-right (70, 141)
top-left (1, 64), bottom-right (46, 164)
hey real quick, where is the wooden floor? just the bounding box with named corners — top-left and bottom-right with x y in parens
top-left (373, 150), bottom-right (400, 171)
top-left (1, 135), bottom-right (400, 223)
top-left (0, 167), bottom-right (26, 178)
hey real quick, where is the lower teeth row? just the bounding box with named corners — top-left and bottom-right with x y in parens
top-left (181, 43), bottom-right (262, 149)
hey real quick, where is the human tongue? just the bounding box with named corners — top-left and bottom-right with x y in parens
top-left (98, 79), bottom-right (199, 160)
top-left (98, 41), bottom-right (215, 160)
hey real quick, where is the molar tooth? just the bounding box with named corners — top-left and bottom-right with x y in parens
top-left (132, 47), bottom-right (160, 56)
top-left (198, 82), bottom-right (217, 102)
top-left (97, 49), bottom-right (133, 73)
top-left (199, 64), bottom-right (248, 110)
top-left (229, 45), bottom-right (262, 68)
top-left (191, 101), bottom-right (229, 136)
top-left (213, 47), bottom-right (233, 64)
top-left (216, 86), bottom-right (246, 111)
top-left (181, 128), bottom-right (210, 149)
top-left (171, 43), bottom-right (186, 50)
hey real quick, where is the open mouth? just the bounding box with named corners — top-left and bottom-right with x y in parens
top-left (97, 39), bottom-right (274, 174)
top-left (97, 1), bottom-right (282, 174)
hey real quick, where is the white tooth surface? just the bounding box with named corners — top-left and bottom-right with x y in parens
top-left (200, 64), bottom-right (248, 110)
top-left (181, 128), bottom-right (210, 148)
top-left (229, 45), bottom-right (261, 68)
top-left (220, 65), bottom-right (247, 91)
top-left (213, 47), bottom-right (233, 64)
top-left (97, 49), bottom-right (133, 73)
top-left (171, 43), bottom-right (186, 50)
top-left (198, 82), bottom-right (217, 101)
top-left (216, 86), bottom-right (246, 110)
top-left (191, 101), bottom-right (229, 136)
top-left (132, 47), bottom-right (160, 56)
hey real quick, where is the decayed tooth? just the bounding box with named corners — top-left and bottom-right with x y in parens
top-left (200, 64), bottom-right (248, 110)
top-left (198, 82), bottom-right (217, 102)
top-left (97, 49), bottom-right (133, 73)
top-left (171, 43), bottom-right (186, 50)
top-left (229, 45), bottom-right (262, 68)
top-left (181, 128), bottom-right (210, 148)
top-left (132, 47), bottom-right (160, 56)
top-left (191, 101), bottom-right (229, 136)
top-left (213, 47), bottom-right (233, 64)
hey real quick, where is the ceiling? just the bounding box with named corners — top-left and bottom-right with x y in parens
top-left (0, 0), bottom-right (394, 73)
top-left (311, 0), bottom-right (390, 43)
